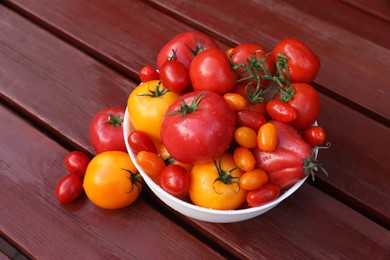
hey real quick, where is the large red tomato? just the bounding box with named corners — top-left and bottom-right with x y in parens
top-left (161, 91), bottom-right (235, 164)
top-left (157, 31), bottom-right (219, 70)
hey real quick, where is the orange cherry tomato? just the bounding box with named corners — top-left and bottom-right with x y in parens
top-left (234, 126), bottom-right (258, 148)
top-left (257, 122), bottom-right (278, 151)
top-left (223, 93), bottom-right (247, 111)
top-left (136, 151), bottom-right (166, 182)
top-left (233, 147), bottom-right (256, 172)
top-left (240, 168), bottom-right (269, 190)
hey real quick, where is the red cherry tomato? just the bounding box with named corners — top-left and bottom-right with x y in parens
top-left (189, 49), bottom-right (237, 95)
top-left (235, 110), bottom-right (266, 132)
top-left (266, 99), bottom-right (297, 123)
top-left (272, 38), bottom-right (320, 83)
top-left (64, 151), bottom-right (90, 177)
top-left (55, 174), bottom-right (83, 203)
top-left (128, 130), bottom-right (157, 154)
top-left (89, 107), bottom-right (127, 154)
top-left (247, 183), bottom-right (280, 207)
top-left (139, 64), bottom-right (159, 82)
top-left (303, 126), bottom-right (327, 146)
top-left (159, 60), bottom-right (189, 92)
top-left (159, 164), bottom-right (190, 198)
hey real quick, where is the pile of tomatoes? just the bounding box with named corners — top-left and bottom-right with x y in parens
top-left (127, 31), bottom-right (329, 211)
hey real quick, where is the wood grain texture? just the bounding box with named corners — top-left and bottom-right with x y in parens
top-left (340, 0), bottom-right (390, 22)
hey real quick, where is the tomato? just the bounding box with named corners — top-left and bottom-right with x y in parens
top-left (239, 168), bottom-right (268, 191)
top-left (83, 151), bottom-right (142, 209)
top-left (156, 142), bottom-right (193, 172)
top-left (89, 107), bottom-right (127, 154)
top-left (284, 83), bottom-right (320, 130)
top-left (128, 80), bottom-right (179, 142)
top-left (253, 121), bottom-right (313, 190)
top-left (139, 64), bottom-right (159, 82)
top-left (232, 84), bottom-right (266, 115)
top-left (55, 174), bottom-right (83, 203)
top-left (223, 93), bottom-right (246, 111)
top-left (161, 91), bottom-right (235, 164)
top-left (233, 147), bottom-right (256, 172)
top-left (189, 153), bottom-right (247, 210)
top-left (159, 60), bottom-right (189, 93)
top-left (303, 125), bottom-right (327, 146)
top-left (257, 122), bottom-right (278, 152)
top-left (64, 151), bottom-right (90, 177)
top-left (136, 151), bottom-right (166, 182)
top-left (234, 126), bottom-right (257, 149)
top-left (159, 164), bottom-right (190, 198)
top-left (235, 110), bottom-right (266, 132)
top-left (229, 43), bottom-right (275, 88)
top-left (189, 49), bottom-right (237, 95)
top-left (127, 130), bottom-right (157, 154)
top-left (272, 38), bottom-right (320, 83)
top-left (247, 183), bottom-right (280, 207)
top-left (265, 99), bottom-right (297, 123)
top-left (157, 31), bottom-right (219, 70)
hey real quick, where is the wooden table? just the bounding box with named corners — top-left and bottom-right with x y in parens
top-left (1, 0), bottom-right (389, 259)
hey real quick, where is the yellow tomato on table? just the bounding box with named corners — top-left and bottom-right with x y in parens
top-left (128, 80), bottom-right (179, 142)
top-left (189, 153), bottom-right (247, 210)
top-left (83, 151), bottom-right (142, 209)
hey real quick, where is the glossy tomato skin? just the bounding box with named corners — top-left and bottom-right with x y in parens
top-left (235, 110), bottom-right (266, 132)
top-left (128, 80), bottom-right (179, 142)
top-left (229, 43), bottom-right (275, 87)
top-left (89, 107), bottom-right (127, 154)
top-left (159, 164), bottom-right (190, 198)
top-left (83, 151), bottom-right (142, 209)
top-left (288, 83), bottom-right (320, 130)
top-left (139, 64), bottom-right (159, 82)
top-left (272, 38), bottom-right (320, 83)
top-left (161, 91), bottom-right (235, 164)
top-left (303, 125), bottom-right (327, 146)
top-left (189, 49), bottom-right (237, 95)
top-left (247, 183), bottom-right (280, 207)
top-left (55, 174), bottom-right (83, 203)
top-left (252, 121), bottom-right (311, 190)
top-left (157, 31), bottom-right (219, 70)
top-left (159, 60), bottom-right (189, 93)
top-left (265, 99), bottom-right (297, 123)
top-left (127, 130), bottom-right (157, 154)
top-left (64, 151), bottom-right (90, 176)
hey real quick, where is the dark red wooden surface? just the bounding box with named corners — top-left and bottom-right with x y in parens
top-left (1, 0), bottom-right (389, 259)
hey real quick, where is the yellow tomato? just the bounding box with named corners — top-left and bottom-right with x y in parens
top-left (189, 153), bottom-right (247, 210)
top-left (83, 151), bottom-right (142, 209)
top-left (128, 80), bottom-right (179, 142)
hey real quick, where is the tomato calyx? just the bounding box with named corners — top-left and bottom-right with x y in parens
top-left (244, 84), bottom-right (265, 104)
top-left (303, 142), bottom-right (331, 181)
top-left (103, 113), bottom-right (124, 127)
top-left (185, 36), bottom-right (206, 56)
top-left (137, 81), bottom-right (170, 97)
top-left (212, 157), bottom-right (240, 194)
top-left (167, 92), bottom-right (204, 117)
top-left (122, 168), bottom-right (143, 193)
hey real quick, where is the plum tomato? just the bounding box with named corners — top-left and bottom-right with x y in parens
top-left (55, 173), bottom-right (83, 203)
top-left (257, 122), bottom-right (278, 152)
top-left (89, 106), bottom-right (127, 154)
top-left (247, 183), bottom-right (280, 207)
top-left (64, 151), bottom-right (90, 177)
top-left (235, 110), bottom-right (266, 132)
top-left (127, 130), bottom-right (157, 154)
top-left (265, 99), bottom-right (297, 123)
top-left (239, 168), bottom-right (268, 191)
top-left (233, 146), bottom-right (256, 172)
top-left (159, 164), bottom-right (190, 198)
top-left (139, 64), bottom-right (159, 82)
top-left (234, 126), bottom-right (258, 149)
top-left (159, 60), bottom-right (189, 93)
top-left (189, 49), bottom-right (237, 95)
top-left (161, 91), bottom-right (236, 164)
top-left (136, 151), bottom-right (166, 183)
top-left (303, 125), bottom-right (327, 146)
top-left (223, 93), bottom-right (246, 111)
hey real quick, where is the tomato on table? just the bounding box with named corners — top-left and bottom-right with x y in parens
top-left (55, 174), bottom-right (83, 203)
top-left (64, 151), bottom-right (90, 176)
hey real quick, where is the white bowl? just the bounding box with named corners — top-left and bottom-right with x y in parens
top-left (123, 109), bottom-right (308, 223)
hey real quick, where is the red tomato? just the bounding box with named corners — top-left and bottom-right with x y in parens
top-left (235, 110), bottom-right (266, 132)
top-left (55, 174), bottom-right (83, 203)
top-left (139, 64), bottom-right (159, 82)
top-left (157, 31), bottom-right (219, 70)
top-left (159, 60), bottom-right (189, 92)
top-left (127, 130), bottom-right (157, 154)
top-left (272, 38), bottom-right (320, 83)
top-left (252, 121), bottom-right (312, 190)
top-left (64, 151), bottom-right (90, 177)
top-left (189, 49), bottom-right (237, 95)
top-left (265, 99), bottom-right (297, 123)
top-left (159, 164), bottom-right (190, 198)
top-left (89, 107), bottom-right (127, 154)
top-left (161, 91), bottom-right (235, 164)
top-left (303, 126), bottom-right (327, 146)
top-left (229, 43), bottom-right (275, 88)
top-left (247, 183), bottom-right (280, 207)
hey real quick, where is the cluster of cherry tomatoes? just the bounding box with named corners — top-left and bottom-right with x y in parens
top-left (128, 31), bottom-right (329, 210)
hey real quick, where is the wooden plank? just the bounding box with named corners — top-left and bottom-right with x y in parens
top-left (340, 0), bottom-right (390, 22)
top-left (1, 1), bottom-right (389, 224)
top-left (0, 105), bottom-right (224, 259)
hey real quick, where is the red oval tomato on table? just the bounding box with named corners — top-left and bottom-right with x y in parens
top-left (55, 174), bottom-right (83, 203)
top-left (64, 151), bottom-right (90, 176)
top-left (161, 90), bottom-right (236, 164)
